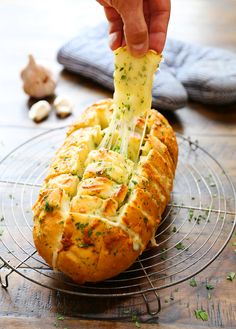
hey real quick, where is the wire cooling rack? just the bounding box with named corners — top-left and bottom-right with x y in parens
top-left (0, 128), bottom-right (235, 319)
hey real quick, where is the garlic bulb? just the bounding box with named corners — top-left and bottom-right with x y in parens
top-left (53, 95), bottom-right (73, 118)
top-left (29, 100), bottom-right (51, 122)
top-left (21, 55), bottom-right (56, 99)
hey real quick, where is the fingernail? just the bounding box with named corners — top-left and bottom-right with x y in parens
top-left (109, 32), bottom-right (119, 49)
top-left (130, 43), bottom-right (148, 56)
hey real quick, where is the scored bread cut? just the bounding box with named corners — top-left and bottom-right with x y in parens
top-left (32, 48), bottom-right (178, 283)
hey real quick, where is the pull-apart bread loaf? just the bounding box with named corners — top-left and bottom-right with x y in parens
top-left (32, 48), bottom-right (178, 283)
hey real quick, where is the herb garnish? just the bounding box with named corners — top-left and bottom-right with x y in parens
top-left (56, 314), bottom-right (64, 321)
top-left (79, 243), bottom-right (94, 248)
top-left (194, 309), bottom-right (208, 321)
top-left (172, 226), bottom-right (177, 233)
top-left (206, 282), bottom-right (214, 290)
top-left (227, 272), bottom-right (235, 281)
top-left (175, 242), bottom-right (185, 250)
top-left (143, 217), bottom-right (148, 224)
top-left (188, 209), bottom-right (194, 221)
top-left (75, 222), bottom-right (88, 231)
top-left (131, 314), bottom-right (141, 328)
top-left (189, 278), bottom-right (197, 287)
top-left (45, 201), bottom-right (53, 212)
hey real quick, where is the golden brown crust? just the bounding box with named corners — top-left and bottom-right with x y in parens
top-left (33, 99), bottom-right (178, 283)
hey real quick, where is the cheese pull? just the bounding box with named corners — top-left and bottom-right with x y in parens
top-left (100, 47), bottom-right (162, 159)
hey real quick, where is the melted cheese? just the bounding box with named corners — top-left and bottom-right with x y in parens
top-left (99, 47), bottom-right (162, 161)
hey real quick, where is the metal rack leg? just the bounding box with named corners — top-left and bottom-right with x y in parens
top-left (142, 291), bottom-right (161, 316)
top-left (0, 263), bottom-right (13, 289)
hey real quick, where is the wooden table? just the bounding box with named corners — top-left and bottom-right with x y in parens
top-left (0, 0), bottom-right (236, 328)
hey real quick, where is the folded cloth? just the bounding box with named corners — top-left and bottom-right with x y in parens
top-left (57, 23), bottom-right (236, 110)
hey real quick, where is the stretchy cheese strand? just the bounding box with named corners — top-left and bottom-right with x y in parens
top-left (99, 47), bottom-right (162, 162)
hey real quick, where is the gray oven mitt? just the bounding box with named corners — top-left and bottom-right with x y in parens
top-left (57, 23), bottom-right (236, 110)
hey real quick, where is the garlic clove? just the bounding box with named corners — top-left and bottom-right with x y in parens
top-left (29, 100), bottom-right (51, 122)
top-left (53, 95), bottom-right (73, 118)
top-left (21, 54), bottom-right (56, 99)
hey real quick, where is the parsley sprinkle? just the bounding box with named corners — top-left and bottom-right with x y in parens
top-left (172, 226), bottom-right (177, 233)
top-left (75, 222), bottom-right (88, 231)
top-left (232, 242), bottom-right (236, 246)
top-left (56, 314), bottom-right (64, 321)
top-left (188, 209), bottom-right (194, 221)
top-left (131, 315), bottom-right (141, 328)
top-left (95, 231), bottom-right (103, 237)
top-left (206, 282), bottom-right (214, 290)
top-left (45, 201), bottom-right (53, 212)
top-left (227, 272), bottom-right (235, 281)
top-left (175, 242), bottom-right (185, 250)
top-left (189, 278), bottom-right (197, 287)
top-left (194, 309), bottom-right (208, 321)
top-left (79, 243), bottom-right (94, 248)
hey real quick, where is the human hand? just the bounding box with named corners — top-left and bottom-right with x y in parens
top-left (97, 0), bottom-right (171, 57)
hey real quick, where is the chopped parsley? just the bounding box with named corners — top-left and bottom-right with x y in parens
top-left (143, 217), bottom-right (148, 224)
top-left (175, 242), bottom-right (185, 250)
top-left (172, 226), bottom-right (177, 233)
top-left (188, 208), bottom-right (194, 221)
top-left (227, 272), bottom-right (235, 281)
top-left (206, 282), bottom-right (214, 290)
top-left (189, 278), bottom-right (197, 287)
top-left (131, 314), bottom-right (140, 328)
top-left (56, 314), bottom-right (64, 321)
top-left (44, 201), bottom-right (53, 212)
top-left (79, 243), bottom-right (94, 248)
top-left (88, 228), bottom-right (93, 237)
top-left (95, 231), bottom-right (104, 237)
top-left (75, 222), bottom-right (88, 231)
top-left (194, 309), bottom-right (208, 321)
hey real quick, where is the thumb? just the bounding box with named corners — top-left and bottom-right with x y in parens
top-left (119, 0), bottom-right (148, 56)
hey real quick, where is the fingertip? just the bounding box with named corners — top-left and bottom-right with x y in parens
top-left (128, 42), bottom-right (149, 57)
top-left (149, 32), bottom-right (166, 54)
top-left (109, 31), bottom-right (123, 50)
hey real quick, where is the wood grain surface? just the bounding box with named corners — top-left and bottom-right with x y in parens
top-left (0, 0), bottom-right (236, 328)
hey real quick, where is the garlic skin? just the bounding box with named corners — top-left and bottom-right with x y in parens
top-left (29, 100), bottom-right (51, 122)
top-left (53, 95), bottom-right (73, 118)
top-left (21, 55), bottom-right (56, 99)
